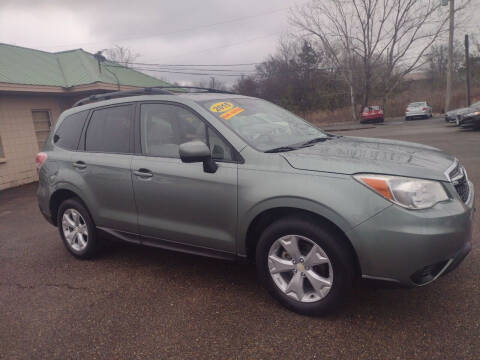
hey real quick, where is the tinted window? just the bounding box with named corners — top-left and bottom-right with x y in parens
top-left (54, 111), bottom-right (88, 150)
top-left (141, 103), bottom-right (207, 158)
top-left (85, 105), bottom-right (133, 153)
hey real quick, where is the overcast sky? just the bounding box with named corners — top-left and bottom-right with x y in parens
top-left (1, 0), bottom-right (478, 87)
top-left (0, 0), bottom-right (307, 86)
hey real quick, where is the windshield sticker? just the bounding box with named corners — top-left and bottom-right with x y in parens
top-left (220, 107), bottom-right (244, 120)
top-left (210, 102), bottom-right (234, 113)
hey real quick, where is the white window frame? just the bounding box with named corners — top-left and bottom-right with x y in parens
top-left (32, 109), bottom-right (52, 151)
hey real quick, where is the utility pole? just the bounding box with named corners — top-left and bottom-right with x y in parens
top-left (465, 34), bottom-right (471, 106)
top-left (445, 0), bottom-right (455, 112)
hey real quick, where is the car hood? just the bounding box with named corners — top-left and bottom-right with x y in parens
top-left (282, 136), bottom-right (454, 181)
top-left (446, 107), bottom-right (471, 116)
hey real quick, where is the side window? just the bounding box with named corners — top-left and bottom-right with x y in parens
top-left (54, 110), bottom-right (88, 150)
top-left (141, 103), bottom-right (206, 158)
top-left (208, 127), bottom-right (233, 161)
top-left (85, 105), bottom-right (133, 154)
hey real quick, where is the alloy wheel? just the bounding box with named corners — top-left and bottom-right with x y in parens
top-left (61, 209), bottom-right (88, 252)
top-left (268, 235), bottom-right (333, 303)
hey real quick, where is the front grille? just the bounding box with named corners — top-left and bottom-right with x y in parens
top-left (455, 177), bottom-right (470, 202)
top-left (448, 163), bottom-right (470, 203)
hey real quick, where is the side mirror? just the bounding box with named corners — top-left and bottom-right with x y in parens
top-left (179, 141), bottom-right (218, 173)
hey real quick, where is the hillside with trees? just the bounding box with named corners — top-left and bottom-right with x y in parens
top-left (233, 0), bottom-right (478, 124)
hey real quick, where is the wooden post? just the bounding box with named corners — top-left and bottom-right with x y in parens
top-left (465, 34), bottom-right (471, 106)
top-left (445, 0), bottom-right (455, 112)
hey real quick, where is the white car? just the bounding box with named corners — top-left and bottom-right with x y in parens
top-left (405, 101), bottom-right (433, 120)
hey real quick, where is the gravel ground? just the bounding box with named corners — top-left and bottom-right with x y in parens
top-left (0, 117), bottom-right (478, 359)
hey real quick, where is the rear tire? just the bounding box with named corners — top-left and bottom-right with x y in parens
top-left (405, 116), bottom-right (409, 121)
top-left (256, 216), bottom-right (355, 316)
top-left (57, 198), bottom-right (101, 259)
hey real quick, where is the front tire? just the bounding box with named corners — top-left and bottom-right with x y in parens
top-left (256, 216), bottom-right (355, 316)
top-left (57, 198), bottom-right (101, 259)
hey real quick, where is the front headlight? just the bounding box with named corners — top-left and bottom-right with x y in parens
top-left (465, 111), bottom-right (480, 118)
top-left (354, 174), bottom-right (449, 209)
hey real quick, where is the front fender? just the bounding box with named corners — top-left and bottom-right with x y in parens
top-left (236, 163), bottom-right (392, 257)
top-left (236, 196), bottom-right (355, 256)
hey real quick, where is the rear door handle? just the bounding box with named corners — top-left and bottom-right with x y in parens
top-left (134, 168), bottom-right (153, 178)
top-left (72, 161), bottom-right (87, 169)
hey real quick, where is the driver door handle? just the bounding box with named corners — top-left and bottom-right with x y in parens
top-left (134, 168), bottom-right (153, 178)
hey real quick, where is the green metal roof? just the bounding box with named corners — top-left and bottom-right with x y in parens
top-left (0, 43), bottom-right (170, 88)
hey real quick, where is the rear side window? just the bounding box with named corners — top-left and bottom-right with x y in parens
top-left (85, 105), bottom-right (134, 154)
top-left (54, 111), bottom-right (88, 150)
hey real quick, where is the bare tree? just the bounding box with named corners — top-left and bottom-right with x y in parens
top-left (426, 41), bottom-right (464, 89)
top-left (291, 0), bottom-right (471, 119)
top-left (104, 45), bottom-right (140, 67)
top-left (292, 0), bottom-right (359, 120)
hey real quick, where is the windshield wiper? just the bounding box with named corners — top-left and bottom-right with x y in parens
top-left (300, 137), bottom-right (330, 147)
top-left (265, 134), bottom-right (340, 153)
top-left (264, 146), bottom-right (300, 153)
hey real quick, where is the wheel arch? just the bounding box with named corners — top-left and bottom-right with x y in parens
top-left (242, 206), bottom-right (361, 276)
top-left (49, 186), bottom-right (92, 227)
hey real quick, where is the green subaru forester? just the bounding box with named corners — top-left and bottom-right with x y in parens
top-left (37, 87), bottom-right (474, 315)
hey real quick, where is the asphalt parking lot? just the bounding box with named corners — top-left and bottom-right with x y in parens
top-left (0, 117), bottom-right (478, 359)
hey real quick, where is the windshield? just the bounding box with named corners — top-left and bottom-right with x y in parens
top-left (200, 98), bottom-right (326, 151)
top-left (471, 101), bottom-right (480, 109)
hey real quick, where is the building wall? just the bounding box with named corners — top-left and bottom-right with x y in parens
top-left (0, 94), bottom-right (70, 190)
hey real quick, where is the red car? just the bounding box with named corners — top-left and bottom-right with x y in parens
top-left (360, 106), bottom-right (384, 123)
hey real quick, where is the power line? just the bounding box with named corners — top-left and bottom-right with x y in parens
top-left (107, 64), bottom-right (257, 73)
top-left (126, 62), bottom-right (261, 67)
top-left (39, 8), bottom-right (288, 49)
top-left (143, 67), bottom-right (257, 73)
top-left (158, 33), bottom-right (281, 61)
top-left (132, 67), bottom-right (250, 77)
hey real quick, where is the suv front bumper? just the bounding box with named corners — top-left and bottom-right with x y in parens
top-left (348, 181), bottom-right (475, 287)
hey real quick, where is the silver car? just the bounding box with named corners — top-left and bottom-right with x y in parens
top-left (405, 101), bottom-right (433, 120)
top-left (37, 87), bottom-right (474, 316)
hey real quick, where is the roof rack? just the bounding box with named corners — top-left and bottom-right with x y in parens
top-left (73, 86), bottom-right (235, 107)
top-left (73, 87), bottom-right (173, 107)
top-left (156, 86), bottom-right (236, 95)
